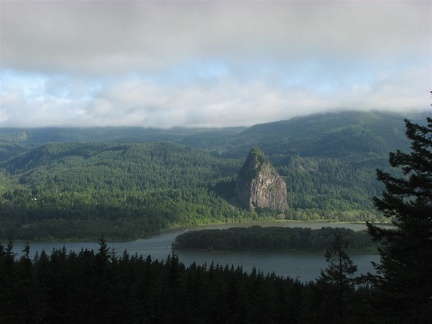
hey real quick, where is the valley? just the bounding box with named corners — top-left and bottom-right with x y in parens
top-left (0, 110), bottom-right (427, 241)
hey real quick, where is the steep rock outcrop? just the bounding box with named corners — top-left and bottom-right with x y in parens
top-left (235, 147), bottom-right (288, 212)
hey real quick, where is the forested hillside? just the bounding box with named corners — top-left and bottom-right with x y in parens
top-left (0, 142), bottom-right (253, 240)
top-left (0, 126), bottom-right (245, 160)
top-left (0, 110), bottom-right (427, 240)
top-left (223, 110), bottom-right (422, 158)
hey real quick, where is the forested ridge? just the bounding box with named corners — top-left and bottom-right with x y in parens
top-left (0, 110), bottom-right (428, 240)
top-left (0, 142), bottom-right (253, 240)
top-left (0, 111), bottom-right (430, 323)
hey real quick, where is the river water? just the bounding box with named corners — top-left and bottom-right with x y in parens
top-left (12, 222), bottom-right (380, 282)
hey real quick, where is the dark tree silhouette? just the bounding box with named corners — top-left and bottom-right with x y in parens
top-left (367, 116), bottom-right (432, 323)
top-left (316, 229), bottom-right (358, 323)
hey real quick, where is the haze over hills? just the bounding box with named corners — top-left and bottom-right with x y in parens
top-left (1, 110), bottom-right (427, 157)
top-left (0, 127), bottom-right (246, 161)
top-left (0, 110), bottom-right (429, 240)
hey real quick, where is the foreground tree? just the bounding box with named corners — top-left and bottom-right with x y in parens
top-left (367, 116), bottom-right (432, 323)
top-left (316, 230), bottom-right (358, 323)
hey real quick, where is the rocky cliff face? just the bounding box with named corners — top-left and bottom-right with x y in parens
top-left (235, 147), bottom-right (288, 212)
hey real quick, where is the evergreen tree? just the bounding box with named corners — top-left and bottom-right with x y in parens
top-left (367, 117), bottom-right (432, 323)
top-left (316, 229), bottom-right (357, 323)
top-left (0, 239), bottom-right (18, 322)
top-left (16, 242), bottom-right (47, 323)
top-left (92, 236), bottom-right (114, 323)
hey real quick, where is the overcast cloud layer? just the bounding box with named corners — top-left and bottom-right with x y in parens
top-left (1, 0), bottom-right (430, 128)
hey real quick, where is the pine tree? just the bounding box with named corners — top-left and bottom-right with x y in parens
top-left (316, 229), bottom-right (357, 323)
top-left (366, 117), bottom-right (432, 323)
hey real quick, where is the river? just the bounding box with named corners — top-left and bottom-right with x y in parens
top-left (12, 221), bottom-right (380, 282)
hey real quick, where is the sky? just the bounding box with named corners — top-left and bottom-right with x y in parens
top-left (0, 0), bottom-right (431, 128)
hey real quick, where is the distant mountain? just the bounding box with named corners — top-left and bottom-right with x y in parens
top-left (0, 110), bottom-right (430, 240)
top-left (0, 126), bottom-right (246, 160)
top-left (0, 110), bottom-right (428, 161)
top-left (221, 110), bottom-right (429, 159)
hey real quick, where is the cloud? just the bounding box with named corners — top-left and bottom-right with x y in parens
top-left (0, 0), bottom-right (430, 128)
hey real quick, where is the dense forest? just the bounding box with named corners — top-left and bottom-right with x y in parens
top-left (0, 142), bottom-right (255, 240)
top-left (0, 110), bottom-right (428, 240)
top-left (173, 226), bottom-right (376, 252)
top-left (0, 111), bottom-right (430, 323)
top-left (0, 238), bottom-right (377, 323)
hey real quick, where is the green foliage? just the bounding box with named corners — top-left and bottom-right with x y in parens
top-left (0, 111), bottom-right (427, 240)
top-left (0, 142), bottom-right (249, 240)
top-left (367, 117), bottom-right (432, 323)
top-left (3, 142), bottom-right (241, 190)
top-left (228, 110), bottom-right (424, 158)
top-left (173, 226), bottom-right (376, 252)
top-left (280, 155), bottom-right (388, 217)
top-left (0, 187), bottom-right (264, 240)
top-left (238, 147), bottom-right (270, 180)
